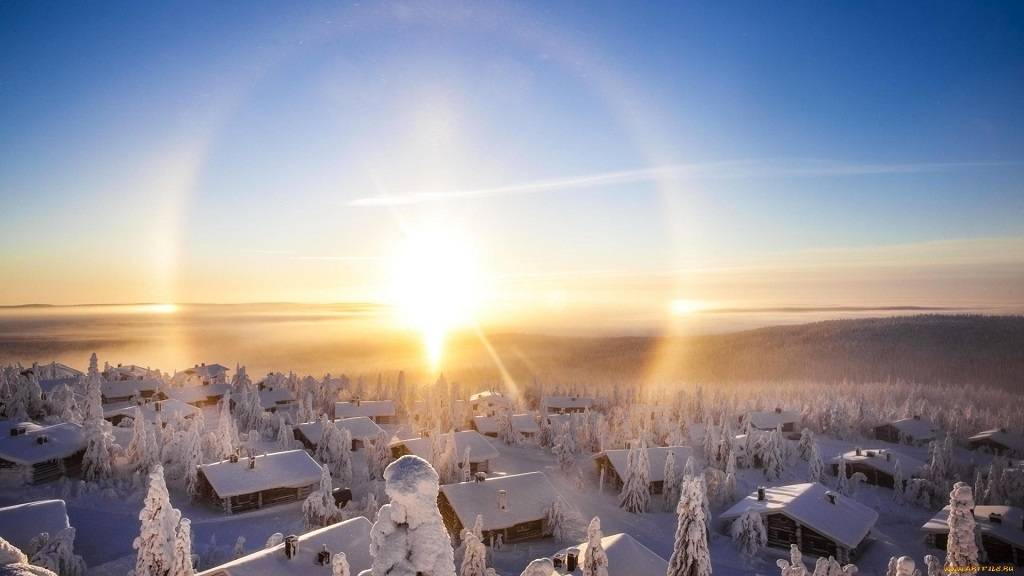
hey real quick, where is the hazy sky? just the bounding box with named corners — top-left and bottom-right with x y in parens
top-left (2, 1), bottom-right (1023, 329)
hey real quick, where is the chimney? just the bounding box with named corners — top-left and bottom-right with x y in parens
top-left (825, 491), bottom-right (837, 505)
top-left (913, 414), bottom-right (921, 420)
top-left (775, 407), bottom-right (781, 414)
top-left (885, 452), bottom-right (892, 462)
top-left (36, 435), bottom-right (49, 445)
top-left (316, 544), bottom-right (331, 565)
top-left (10, 426), bottom-right (26, 437)
top-left (283, 535), bottom-right (298, 559)
top-left (155, 401), bottom-right (162, 412)
top-left (248, 455), bottom-right (256, 470)
top-left (498, 489), bottom-right (508, 511)
top-left (757, 486), bottom-right (766, 501)
top-left (566, 548), bottom-right (579, 572)
top-left (855, 447), bottom-right (862, 456)
top-left (475, 472), bottom-right (486, 483)
top-left (988, 512), bottom-right (1002, 524)
top-left (229, 453), bottom-right (239, 464)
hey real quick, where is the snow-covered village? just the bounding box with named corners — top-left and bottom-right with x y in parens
top-left (2, 2), bottom-right (1024, 576)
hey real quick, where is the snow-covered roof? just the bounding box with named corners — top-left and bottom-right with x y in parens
top-left (105, 399), bottom-right (200, 423)
top-left (829, 449), bottom-right (926, 476)
top-left (197, 450), bottom-right (322, 498)
top-left (882, 417), bottom-right (939, 441)
top-left (392, 430), bottom-right (499, 464)
top-left (745, 409), bottom-right (800, 430)
top-left (561, 533), bottom-right (668, 576)
top-left (439, 472), bottom-right (558, 531)
top-left (296, 417), bottom-right (384, 445)
top-left (473, 414), bottom-right (540, 436)
top-left (719, 483), bottom-right (878, 549)
top-left (259, 386), bottom-right (295, 409)
top-left (922, 505), bottom-right (1024, 548)
top-left (0, 562), bottom-right (57, 576)
top-left (546, 414), bottom-right (573, 429)
top-left (469, 391), bottom-right (508, 404)
top-left (0, 423), bottom-right (86, 465)
top-left (165, 383), bottom-right (229, 404)
top-left (196, 517), bottom-right (372, 576)
top-left (968, 428), bottom-right (1024, 453)
top-left (543, 396), bottom-right (594, 410)
top-left (334, 400), bottom-right (395, 419)
top-left (595, 446), bottom-right (695, 483)
top-left (100, 378), bottom-right (162, 399)
top-left (185, 363), bottom-right (229, 376)
top-left (0, 500), bottom-right (71, 552)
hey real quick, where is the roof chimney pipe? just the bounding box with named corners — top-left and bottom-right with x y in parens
top-left (757, 486), bottom-right (766, 501)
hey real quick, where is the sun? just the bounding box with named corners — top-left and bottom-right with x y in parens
top-left (389, 226), bottom-right (483, 371)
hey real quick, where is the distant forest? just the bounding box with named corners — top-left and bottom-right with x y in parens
top-left (478, 315), bottom-right (1024, 391)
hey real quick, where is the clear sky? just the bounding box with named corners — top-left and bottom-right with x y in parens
top-left (1, 1), bottom-right (1022, 331)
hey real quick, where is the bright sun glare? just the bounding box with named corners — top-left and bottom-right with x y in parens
top-left (390, 227), bottom-right (483, 371)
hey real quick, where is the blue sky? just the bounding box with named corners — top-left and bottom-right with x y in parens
top-left (1, 1), bottom-right (1022, 323)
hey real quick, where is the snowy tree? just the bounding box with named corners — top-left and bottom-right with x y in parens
top-left (26, 528), bottom-right (86, 576)
top-left (126, 407), bottom-right (155, 473)
top-left (471, 515), bottom-right (484, 542)
top-left (303, 466), bottom-right (340, 530)
top-left (458, 532), bottom-right (486, 576)
top-left (333, 552), bottom-right (351, 576)
top-left (459, 447), bottom-right (472, 483)
top-left (944, 482), bottom-right (978, 574)
top-left (232, 536), bottom-right (245, 559)
top-left (663, 448), bottom-right (681, 512)
top-left (923, 556), bottom-right (943, 576)
top-left (497, 409), bottom-right (517, 446)
top-left (666, 476), bottom-right (711, 576)
top-left (724, 450), bottom-right (737, 503)
top-left (810, 556), bottom-right (858, 576)
top-left (581, 517), bottom-right (608, 576)
top-left (552, 424), bottom-right (576, 473)
top-left (836, 458), bottom-right (851, 496)
top-left (731, 510), bottom-right (767, 559)
top-left (265, 533), bottom-right (284, 548)
top-left (545, 498), bottom-right (572, 542)
top-left (893, 458), bottom-right (905, 503)
top-left (364, 492), bottom-right (380, 521)
top-left (368, 430), bottom-right (392, 481)
top-left (368, 455), bottom-right (456, 576)
top-left (133, 465), bottom-right (183, 576)
top-left (209, 392), bottom-right (239, 460)
top-left (798, 428), bottom-right (815, 460)
top-left (49, 384), bottom-right (82, 425)
top-left (762, 427), bottom-right (785, 481)
top-left (81, 374), bottom-right (112, 482)
top-left (169, 517), bottom-right (194, 576)
top-left (619, 438), bottom-right (650, 513)
top-left (776, 544), bottom-right (807, 576)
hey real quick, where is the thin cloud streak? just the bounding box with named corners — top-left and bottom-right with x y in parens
top-left (348, 160), bottom-right (1018, 207)
top-left (289, 255), bottom-right (381, 261)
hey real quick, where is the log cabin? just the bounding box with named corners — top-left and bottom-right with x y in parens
top-left (438, 471), bottom-right (558, 545)
top-left (0, 422), bottom-right (85, 484)
top-left (390, 430), bottom-right (499, 475)
top-left (719, 483), bottom-right (878, 564)
top-left (968, 428), bottom-right (1024, 458)
top-left (593, 446), bottom-right (694, 494)
top-left (872, 416), bottom-right (938, 446)
top-left (196, 450), bottom-right (322, 514)
top-left (829, 448), bottom-right (925, 489)
top-left (922, 505), bottom-right (1024, 566)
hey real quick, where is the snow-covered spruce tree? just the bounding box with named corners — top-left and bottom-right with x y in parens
top-left (364, 492), bottom-right (379, 521)
top-left (762, 427), bottom-right (785, 481)
top-left (886, 556), bottom-right (920, 576)
top-left (471, 515), bottom-right (484, 542)
top-left (808, 443), bottom-right (824, 483)
top-left (581, 517), bottom-right (608, 576)
top-left (497, 409), bottom-right (516, 446)
top-left (545, 498), bottom-right (571, 542)
top-left (836, 458), bottom-right (851, 496)
top-left (724, 450), bottom-right (737, 503)
top-left (944, 482), bottom-right (979, 574)
top-left (50, 383), bottom-right (82, 425)
top-left (368, 430), bottom-right (392, 481)
top-left (209, 391), bottom-right (238, 460)
top-left (893, 458), bottom-right (905, 503)
top-left (618, 438), bottom-right (650, 513)
top-left (133, 465), bottom-right (183, 576)
top-left (666, 476), bottom-right (711, 576)
top-left (731, 510), bottom-right (767, 559)
top-left (26, 527), bottom-right (87, 576)
top-left (303, 466), bottom-right (340, 530)
top-left (170, 517), bottom-right (194, 576)
top-left (459, 532), bottom-right (486, 576)
top-left (460, 447), bottom-right (472, 483)
top-left (923, 556), bottom-right (942, 576)
top-left (332, 552), bottom-right (351, 576)
top-left (798, 428), bottom-right (814, 460)
top-left (776, 544), bottom-right (807, 576)
top-left (336, 428), bottom-right (354, 487)
top-left (810, 556), bottom-right (858, 576)
top-left (662, 448), bottom-right (681, 512)
top-left (232, 536), bottom-right (245, 559)
top-left (552, 423), bottom-right (576, 473)
top-left (126, 407), bottom-right (154, 473)
top-left (0, 535), bottom-right (59, 576)
top-left (81, 373), bottom-right (112, 482)
top-left (368, 455), bottom-right (456, 576)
